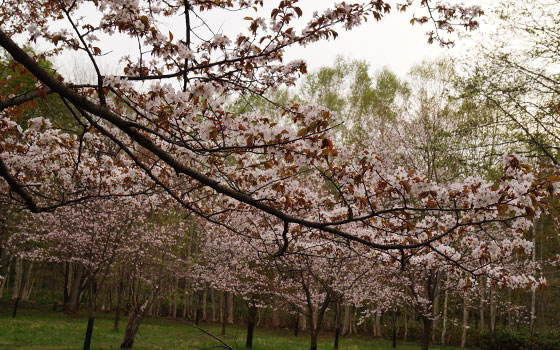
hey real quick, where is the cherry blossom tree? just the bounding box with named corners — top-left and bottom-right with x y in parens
top-left (1, 0), bottom-right (544, 254)
top-left (1, 3), bottom-right (559, 349)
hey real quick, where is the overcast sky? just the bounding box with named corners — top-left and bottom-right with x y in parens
top-left (53, 1), bottom-right (492, 82)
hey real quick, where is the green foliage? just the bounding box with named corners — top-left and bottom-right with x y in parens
top-left (477, 329), bottom-right (560, 350)
top-left (0, 48), bottom-right (79, 132)
top-left (299, 56), bottom-right (408, 145)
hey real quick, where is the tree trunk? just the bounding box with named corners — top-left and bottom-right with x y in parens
top-left (375, 311), bottom-right (382, 338)
top-left (114, 276), bottom-right (124, 332)
top-left (490, 286), bottom-right (496, 349)
top-left (0, 260), bottom-right (11, 299)
top-left (172, 276), bottom-right (178, 318)
top-left (12, 257), bottom-right (22, 300)
top-left (65, 264), bottom-right (84, 315)
top-left (441, 287), bottom-right (449, 344)
top-left (202, 289), bottom-right (207, 321)
top-left (421, 316), bottom-right (432, 350)
top-left (309, 328), bottom-right (319, 350)
top-left (211, 289), bottom-right (216, 322)
top-left (392, 312), bottom-right (397, 349)
top-left (272, 308), bottom-right (280, 328)
top-left (432, 293), bottom-right (439, 343)
top-left (334, 302), bottom-right (341, 350)
top-left (403, 311), bottom-right (408, 342)
top-left (294, 312), bottom-right (299, 337)
top-left (21, 261), bottom-right (34, 301)
top-left (83, 315), bottom-right (95, 350)
top-left (342, 304), bottom-right (350, 335)
top-left (461, 293), bottom-right (469, 348)
top-left (221, 292), bottom-right (227, 336)
top-left (120, 298), bottom-right (151, 349)
top-left (63, 262), bottom-right (70, 305)
top-left (530, 223), bottom-right (537, 334)
top-left (480, 284), bottom-right (485, 333)
top-left (227, 293), bottom-right (234, 324)
top-left (246, 300), bottom-right (257, 350)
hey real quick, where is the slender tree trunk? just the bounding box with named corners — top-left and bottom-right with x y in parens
top-left (272, 308), bottom-right (280, 328)
top-left (120, 298), bottom-right (151, 349)
top-left (490, 286), bottom-right (496, 349)
top-left (0, 260), bottom-right (11, 299)
top-left (334, 301), bottom-right (341, 350)
top-left (83, 314), bottom-right (95, 350)
top-left (246, 299), bottom-right (257, 350)
top-left (65, 264), bottom-right (84, 315)
top-left (480, 284), bottom-right (485, 333)
top-left (309, 327), bottom-right (319, 350)
top-left (375, 311), bottom-right (382, 338)
top-left (221, 292), bottom-right (227, 336)
top-left (63, 262), bottom-right (70, 305)
top-left (83, 281), bottom-right (97, 350)
top-left (21, 261), bottom-right (34, 301)
top-left (172, 277), bottom-right (178, 318)
top-left (421, 316), bottom-right (432, 350)
top-left (530, 223), bottom-right (537, 334)
top-left (201, 289), bottom-right (207, 321)
top-left (351, 307), bottom-right (357, 334)
top-left (342, 304), bottom-right (350, 335)
top-left (403, 310), bottom-right (408, 342)
top-left (441, 287), bottom-right (449, 344)
top-left (12, 257), bottom-right (22, 300)
top-left (211, 289), bottom-right (216, 322)
top-left (12, 259), bottom-right (25, 318)
top-left (114, 276), bottom-right (124, 332)
top-left (294, 312), bottom-right (299, 337)
top-left (227, 293), bottom-right (234, 324)
top-left (392, 312), bottom-right (397, 349)
top-left (432, 293), bottom-right (439, 343)
top-left (461, 293), bottom-right (469, 348)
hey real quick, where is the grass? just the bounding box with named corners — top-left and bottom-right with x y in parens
top-left (0, 302), bottom-right (462, 350)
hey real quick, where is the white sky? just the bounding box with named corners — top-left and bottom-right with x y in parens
top-left (51, 1), bottom-right (497, 82)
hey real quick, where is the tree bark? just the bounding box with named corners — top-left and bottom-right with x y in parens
top-left (65, 264), bottom-right (84, 315)
top-left (441, 287), bottom-right (449, 344)
top-left (202, 289), bottom-right (207, 321)
top-left (342, 303), bottom-right (350, 335)
top-left (480, 283), bottom-right (485, 333)
top-left (403, 311), bottom-right (408, 342)
top-left (12, 257), bottom-right (22, 300)
top-left (227, 293), bottom-right (234, 324)
top-left (272, 307), bottom-right (280, 328)
top-left (113, 276), bottom-right (124, 332)
top-left (530, 223), bottom-right (537, 334)
top-left (432, 293), bottom-right (439, 343)
top-left (120, 298), bottom-right (151, 349)
top-left (221, 292), bottom-right (227, 336)
top-left (83, 315), bottom-right (94, 350)
top-left (421, 316), bottom-right (432, 350)
top-left (375, 311), bottom-right (382, 338)
top-left (461, 293), bottom-right (469, 348)
top-left (21, 261), bottom-right (34, 301)
top-left (334, 301), bottom-right (341, 350)
top-left (490, 286), bottom-right (496, 349)
top-left (245, 299), bottom-right (257, 350)
top-left (211, 288), bottom-right (216, 322)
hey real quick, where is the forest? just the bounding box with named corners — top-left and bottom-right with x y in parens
top-left (0, 1), bottom-right (559, 350)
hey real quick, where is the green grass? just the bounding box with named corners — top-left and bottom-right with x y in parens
top-left (0, 303), bottom-right (461, 350)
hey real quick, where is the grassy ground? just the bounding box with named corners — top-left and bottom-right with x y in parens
top-left (0, 303), bottom-right (462, 350)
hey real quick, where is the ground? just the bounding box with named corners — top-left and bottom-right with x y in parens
top-left (0, 303), bottom-right (463, 350)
